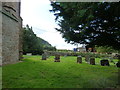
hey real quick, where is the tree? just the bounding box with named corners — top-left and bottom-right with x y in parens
top-left (50, 2), bottom-right (120, 50)
top-left (95, 46), bottom-right (119, 53)
top-left (23, 25), bottom-right (44, 55)
top-left (23, 25), bottom-right (56, 55)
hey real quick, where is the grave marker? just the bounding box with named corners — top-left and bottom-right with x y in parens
top-left (100, 60), bottom-right (110, 66)
top-left (77, 56), bottom-right (82, 63)
top-left (90, 57), bottom-right (95, 65)
top-left (116, 61), bottom-right (120, 68)
top-left (116, 55), bottom-right (120, 68)
top-left (54, 54), bottom-right (60, 62)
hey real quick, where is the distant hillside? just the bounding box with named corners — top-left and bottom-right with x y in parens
top-left (23, 25), bottom-right (56, 55)
top-left (38, 37), bottom-right (52, 47)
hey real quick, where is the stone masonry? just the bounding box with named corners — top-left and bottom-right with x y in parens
top-left (0, 1), bottom-right (22, 65)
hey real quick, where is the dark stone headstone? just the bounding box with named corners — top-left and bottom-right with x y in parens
top-left (118, 55), bottom-right (120, 59)
top-left (100, 60), bottom-right (110, 66)
top-left (42, 54), bottom-right (47, 60)
top-left (90, 57), bottom-right (95, 65)
top-left (116, 55), bottom-right (120, 67)
top-left (77, 56), bottom-right (82, 63)
top-left (54, 55), bottom-right (60, 62)
top-left (116, 61), bottom-right (120, 68)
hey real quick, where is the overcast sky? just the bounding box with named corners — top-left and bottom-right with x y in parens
top-left (21, 0), bottom-right (81, 50)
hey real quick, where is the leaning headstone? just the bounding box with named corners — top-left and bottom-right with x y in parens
top-left (54, 55), bottom-right (60, 62)
top-left (42, 54), bottom-right (47, 60)
top-left (77, 56), bottom-right (82, 63)
top-left (90, 57), bottom-right (95, 65)
top-left (85, 55), bottom-right (90, 62)
top-left (100, 60), bottom-right (110, 66)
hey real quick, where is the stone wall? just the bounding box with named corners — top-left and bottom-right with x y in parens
top-left (0, 2), bottom-right (2, 66)
top-left (0, 2), bottom-right (22, 65)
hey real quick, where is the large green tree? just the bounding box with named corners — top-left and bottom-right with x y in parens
top-left (23, 25), bottom-right (56, 55)
top-left (23, 25), bottom-right (43, 55)
top-left (50, 2), bottom-right (120, 50)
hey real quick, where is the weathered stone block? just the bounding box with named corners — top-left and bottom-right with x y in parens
top-left (77, 56), bottom-right (82, 63)
top-left (90, 57), bottom-right (95, 65)
top-left (116, 61), bottom-right (120, 68)
top-left (54, 55), bottom-right (60, 62)
top-left (100, 60), bottom-right (110, 66)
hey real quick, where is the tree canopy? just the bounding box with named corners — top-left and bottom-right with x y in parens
top-left (50, 2), bottom-right (120, 50)
top-left (23, 25), bottom-right (56, 55)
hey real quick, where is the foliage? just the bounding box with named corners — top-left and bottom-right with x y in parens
top-left (95, 46), bottom-right (119, 53)
top-left (23, 25), bottom-right (43, 55)
top-left (2, 55), bottom-right (119, 88)
top-left (23, 25), bottom-right (56, 55)
top-left (50, 2), bottom-right (120, 50)
top-left (57, 49), bottom-right (72, 52)
top-left (44, 51), bottom-right (110, 58)
top-left (43, 46), bottom-right (56, 51)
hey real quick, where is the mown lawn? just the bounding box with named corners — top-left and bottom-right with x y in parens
top-left (2, 55), bottom-right (120, 88)
top-left (0, 67), bottom-right (2, 89)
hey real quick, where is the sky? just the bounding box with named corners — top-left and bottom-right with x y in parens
top-left (21, 0), bottom-right (81, 50)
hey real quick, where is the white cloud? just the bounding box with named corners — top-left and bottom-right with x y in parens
top-left (21, 0), bottom-right (78, 50)
top-left (36, 31), bottom-right (77, 50)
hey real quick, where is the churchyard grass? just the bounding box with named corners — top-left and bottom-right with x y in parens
top-left (2, 55), bottom-right (120, 88)
top-left (0, 67), bottom-right (2, 89)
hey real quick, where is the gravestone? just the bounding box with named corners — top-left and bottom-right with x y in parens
top-left (116, 61), bottom-right (120, 68)
top-left (100, 60), bottom-right (110, 66)
top-left (54, 54), bottom-right (60, 62)
top-left (90, 57), bottom-right (95, 65)
top-left (85, 55), bottom-right (90, 62)
top-left (42, 54), bottom-right (47, 60)
top-left (116, 55), bottom-right (120, 68)
top-left (77, 56), bottom-right (82, 63)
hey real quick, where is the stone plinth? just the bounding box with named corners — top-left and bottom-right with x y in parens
top-left (77, 56), bottom-right (82, 63)
top-left (100, 60), bottom-right (110, 66)
top-left (54, 55), bottom-right (60, 62)
top-left (90, 57), bottom-right (95, 65)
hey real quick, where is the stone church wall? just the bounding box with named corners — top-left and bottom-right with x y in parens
top-left (0, 1), bottom-right (22, 65)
